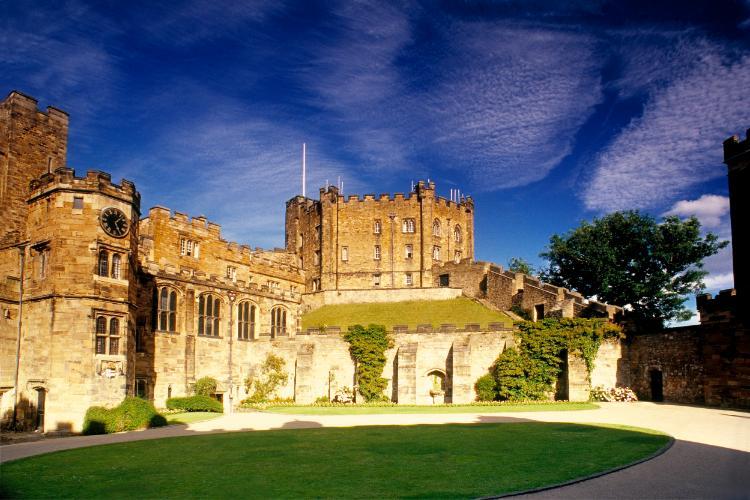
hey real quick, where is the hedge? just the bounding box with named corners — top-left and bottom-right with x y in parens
top-left (82, 397), bottom-right (167, 435)
top-left (166, 395), bottom-right (223, 413)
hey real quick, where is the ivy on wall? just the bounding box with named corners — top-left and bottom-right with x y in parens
top-left (476, 318), bottom-right (622, 401)
top-left (343, 324), bottom-right (394, 402)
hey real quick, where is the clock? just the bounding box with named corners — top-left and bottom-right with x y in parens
top-left (100, 207), bottom-right (130, 238)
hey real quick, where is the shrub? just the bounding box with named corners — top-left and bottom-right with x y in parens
top-left (474, 374), bottom-right (498, 401)
top-left (243, 354), bottom-right (289, 403)
top-left (82, 397), bottom-right (167, 435)
top-left (166, 395), bottom-right (223, 413)
top-left (343, 324), bottom-right (394, 402)
top-left (315, 396), bottom-right (330, 404)
top-left (591, 386), bottom-right (638, 402)
top-left (194, 377), bottom-right (218, 397)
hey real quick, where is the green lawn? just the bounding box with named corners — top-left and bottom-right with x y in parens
top-left (262, 402), bottom-right (598, 414)
top-left (301, 297), bottom-right (512, 331)
top-left (166, 412), bottom-right (222, 425)
top-left (1, 423), bottom-right (669, 498)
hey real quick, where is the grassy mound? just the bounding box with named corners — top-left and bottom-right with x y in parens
top-left (302, 297), bottom-right (511, 331)
top-left (1, 423), bottom-right (670, 498)
top-left (82, 397), bottom-right (167, 435)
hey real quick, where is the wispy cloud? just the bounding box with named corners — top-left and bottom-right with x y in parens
top-left (584, 38), bottom-right (750, 212)
top-left (664, 194), bottom-right (730, 228)
top-left (423, 23), bottom-right (602, 190)
top-left (703, 271), bottom-right (734, 290)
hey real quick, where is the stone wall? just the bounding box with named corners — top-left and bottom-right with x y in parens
top-left (301, 286), bottom-right (463, 312)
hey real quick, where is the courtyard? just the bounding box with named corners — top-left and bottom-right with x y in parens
top-left (2, 403), bottom-right (748, 498)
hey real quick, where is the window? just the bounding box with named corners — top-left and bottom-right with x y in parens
top-left (180, 238), bottom-right (199, 258)
top-left (405, 272), bottom-right (413, 286)
top-left (373, 219), bottom-right (381, 234)
top-left (35, 247), bottom-right (49, 279)
top-left (135, 379), bottom-right (147, 399)
top-left (226, 266), bottom-right (236, 280)
top-left (238, 302), bottom-right (256, 340)
top-left (312, 278), bottom-right (320, 291)
top-left (135, 327), bottom-right (145, 353)
top-left (374, 245), bottom-right (381, 260)
top-left (95, 316), bottom-right (107, 354)
top-left (314, 250), bottom-right (321, 265)
top-left (454, 225), bottom-right (462, 243)
top-left (111, 254), bottom-right (121, 279)
top-left (373, 273), bottom-right (381, 287)
top-left (98, 250), bottom-right (109, 277)
top-left (454, 250), bottom-right (462, 264)
top-left (98, 249), bottom-right (124, 279)
top-left (158, 287), bottom-right (177, 332)
top-left (432, 219), bottom-right (441, 236)
top-left (432, 246), bottom-right (441, 261)
top-left (341, 246), bottom-right (348, 262)
top-left (402, 218), bottom-right (415, 233)
top-left (198, 294), bottom-right (221, 337)
top-left (73, 196), bottom-right (84, 209)
top-left (271, 306), bottom-right (287, 337)
top-left (405, 244), bottom-right (413, 259)
top-left (95, 315), bottom-right (122, 355)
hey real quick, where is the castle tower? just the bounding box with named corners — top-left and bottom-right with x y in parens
top-left (284, 181), bottom-right (475, 293)
top-left (723, 129), bottom-right (750, 321)
top-left (2, 166), bottom-right (140, 432)
top-left (0, 91), bottom-right (69, 246)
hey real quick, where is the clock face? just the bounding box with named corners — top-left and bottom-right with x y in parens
top-left (100, 207), bottom-right (130, 238)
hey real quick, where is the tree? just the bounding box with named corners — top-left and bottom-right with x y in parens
top-left (540, 211), bottom-right (727, 328)
top-left (507, 257), bottom-right (534, 275)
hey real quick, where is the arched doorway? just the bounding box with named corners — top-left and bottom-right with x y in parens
top-left (649, 368), bottom-right (663, 402)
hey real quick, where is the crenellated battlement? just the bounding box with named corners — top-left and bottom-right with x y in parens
top-left (28, 167), bottom-right (140, 207)
top-left (723, 128), bottom-right (750, 163)
top-left (3, 90), bottom-right (69, 125)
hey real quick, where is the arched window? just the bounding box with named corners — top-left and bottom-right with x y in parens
top-left (158, 287), bottom-right (177, 332)
top-left (271, 306), bottom-right (287, 337)
top-left (454, 225), bottom-right (462, 243)
top-left (111, 254), bottom-right (121, 279)
top-left (98, 250), bottom-right (109, 277)
top-left (402, 218), bottom-right (415, 233)
top-left (198, 294), bottom-right (221, 337)
top-left (432, 246), bottom-right (441, 261)
top-left (238, 302), bottom-right (256, 340)
top-left (109, 318), bottom-right (120, 355)
top-left (95, 316), bottom-right (107, 354)
top-left (432, 219), bottom-right (441, 236)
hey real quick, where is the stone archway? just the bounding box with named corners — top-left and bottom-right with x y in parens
top-left (425, 370), bottom-right (446, 405)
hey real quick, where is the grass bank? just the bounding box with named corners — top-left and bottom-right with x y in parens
top-left (259, 402), bottom-right (598, 414)
top-left (0, 423), bottom-right (669, 498)
top-left (301, 297), bottom-right (512, 331)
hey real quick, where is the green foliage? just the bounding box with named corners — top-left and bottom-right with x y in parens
top-left (540, 211), bottom-right (727, 328)
top-left (474, 374), bottom-right (498, 401)
top-left (166, 395), bottom-right (223, 413)
top-left (507, 257), bottom-right (534, 275)
top-left (82, 397), bottom-right (167, 435)
top-left (243, 354), bottom-right (289, 403)
top-left (315, 395), bottom-right (330, 404)
top-left (194, 376), bottom-right (218, 396)
top-left (510, 305), bottom-right (531, 320)
top-left (343, 324), bottom-right (394, 402)
top-left (477, 318), bottom-right (622, 401)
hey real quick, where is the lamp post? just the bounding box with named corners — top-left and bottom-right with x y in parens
top-left (227, 290), bottom-right (236, 414)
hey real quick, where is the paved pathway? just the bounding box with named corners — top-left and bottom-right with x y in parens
top-left (1, 403), bottom-right (748, 498)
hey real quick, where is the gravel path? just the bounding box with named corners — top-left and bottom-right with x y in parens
top-left (1, 403), bottom-right (748, 498)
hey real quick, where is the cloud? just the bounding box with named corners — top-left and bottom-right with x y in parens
top-left (703, 271), bottom-right (734, 290)
top-left (664, 194), bottom-right (730, 228)
top-left (584, 39), bottom-right (750, 212)
top-left (423, 24), bottom-right (603, 190)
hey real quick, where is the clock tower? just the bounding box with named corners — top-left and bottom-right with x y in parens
top-left (15, 167), bottom-right (140, 431)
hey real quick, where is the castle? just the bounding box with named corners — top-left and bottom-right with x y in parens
top-left (1, 91), bottom-right (747, 432)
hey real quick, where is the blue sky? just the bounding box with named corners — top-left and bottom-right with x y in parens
top-left (3, 0), bottom-right (748, 318)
